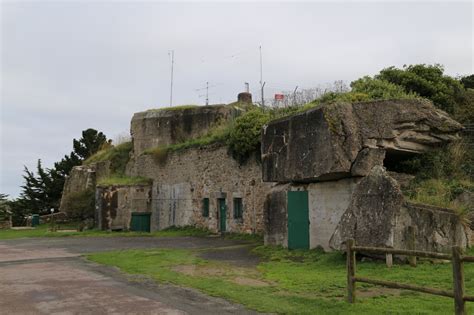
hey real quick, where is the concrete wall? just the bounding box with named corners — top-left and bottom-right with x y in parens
top-left (308, 178), bottom-right (360, 250)
top-left (131, 105), bottom-right (241, 156)
top-left (264, 178), bottom-right (359, 250)
top-left (394, 202), bottom-right (469, 252)
top-left (128, 144), bottom-right (270, 233)
top-left (96, 184), bottom-right (152, 231)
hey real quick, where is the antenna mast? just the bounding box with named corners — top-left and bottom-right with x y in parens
top-left (169, 50), bottom-right (174, 107)
top-left (259, 45), bottom-right (264, 106)
top-left (205, 81), bottom-right (209, 106)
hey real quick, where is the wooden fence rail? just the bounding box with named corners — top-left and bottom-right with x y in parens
top-left (346, 239), bottom-right (474, 315)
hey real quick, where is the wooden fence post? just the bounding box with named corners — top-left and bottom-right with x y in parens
top-left (452, 246), bottom-right (465, 315)
top-left (386, 254), bottom-right (393, 268)
top-left (407, 226), bottom-right (417, 267)
top-left (347, 239), bottom-right (356, 303)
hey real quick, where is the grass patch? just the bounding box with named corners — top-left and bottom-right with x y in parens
top-left (83, 141), bottom-right (132, 175)
top-left (223, 232), bottom-right (263, 242)
top-left (404, 178), bottom-right (474, 214)
top-left (0, 224), bottom-right (213, 240)
top-left (87, 245), bottom-right (474, 314)
top-left (143, 123), bottom-right (231, 163)
top-left (97, 175), bottom-right (152, 186)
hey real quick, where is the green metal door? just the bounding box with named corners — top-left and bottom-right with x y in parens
top-left (218, 199), bottom-right (226, 232)
top-left (130, 212), bottom-right (151, 232)
top-left (287, 191), bottom-right (309, 250)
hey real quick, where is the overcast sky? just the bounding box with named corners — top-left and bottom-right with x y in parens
top-left (1, 1), bottom-right (473, 198)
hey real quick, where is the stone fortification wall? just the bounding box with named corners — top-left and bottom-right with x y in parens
top-left (262, 99), bottom-right (463, 183)
top-left (131, 105), bottom-right (242, 156)
top-left (127, 144), bottom-right (271, 234)
top-left (96, 184), bottom-right (152, 231)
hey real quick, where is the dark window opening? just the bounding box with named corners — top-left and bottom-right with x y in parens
top-left (383, 149), bottom-right (419, 174)
top-left (202, 198), bottom-right (209, 217)
top-left (233, 198), bottom-right (243, 219)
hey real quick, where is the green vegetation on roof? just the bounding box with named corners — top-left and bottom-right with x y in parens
top-left (97, 175), bottom-right (152, 187)
top-left (83, 141), bottom-right (132, 175)
top-left (143, 123), bottom-right (231, 164)
top-left (146, 105), bottom-right (200, 112)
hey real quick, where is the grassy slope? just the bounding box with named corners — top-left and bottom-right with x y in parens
top-left (87, 246), bottom-right (474, 315)
top-left (0, 225), bottom-right (211, 240)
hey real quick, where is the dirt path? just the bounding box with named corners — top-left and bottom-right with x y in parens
top-left (0, 237), bottom-right (261, 315)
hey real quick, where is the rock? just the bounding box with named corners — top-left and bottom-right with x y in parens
top-left (59, 161), bottom-right (110, 213)
top-left (329, 166), bottom-right (404, 249)
top-left (330, 166), bottom-right (469, 252)
top-left (351, 148), bottom-right (386, 177)
top-left (261, 99), bottom-right (463, 183)
top-left (131, 104), bottom-right (242, 156)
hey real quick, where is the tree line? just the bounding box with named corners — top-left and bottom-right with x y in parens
top-left (2, 129), bottom-right (109, 225)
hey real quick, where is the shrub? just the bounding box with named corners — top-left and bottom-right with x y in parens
top-left (84, 142), bottom-right (132, 175)
top-left (226, 108), bottom-right (271, 162)
top-left (61, 189), bottom-right (95, 221)
top-left (404, 178), bottom-right (474, 214)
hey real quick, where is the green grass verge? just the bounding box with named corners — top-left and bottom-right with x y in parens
top-left (97, 175), bottom-right (152, 186)
top-left (87, 245), bottom-right (474, 315)
top-left (0, 224), bottom-right (213, 240)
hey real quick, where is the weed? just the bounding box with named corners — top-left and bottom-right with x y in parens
top-left (97, 175), bottom-right (152, 186)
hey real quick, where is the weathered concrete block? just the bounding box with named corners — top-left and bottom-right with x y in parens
top-left (262, 99), bottom-right (463, 183)
top-left (329, 166), bottom-right (469, 252)
top-left (59, 161), bottom-right (110, 213)
top-left (131, 104), bottom-right (242, 156)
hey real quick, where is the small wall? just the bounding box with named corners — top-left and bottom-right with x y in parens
top-left (96, 184), bottom-right (152, 231)
top-left (329, 167), bottom-right (469, 252)
top-left (264, 178), bottom-right (359, 249)
top-left (0, 219), bottom-right (11, 229)
top-left (128, 144), bottom-right (270, 234)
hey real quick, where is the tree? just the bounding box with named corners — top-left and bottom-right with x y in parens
top-left (350, 76), bottom-right (416, 100)
top-left (73, 128), bottom-right (109, 160)
top-left (376, 64), bottom-right (465, 115)
top-left (16, 128), bottom-right (109, 217)
top-left (460, 74), bottom-right (474, 89)
top-left (0, 194), bottom-right (10, 221)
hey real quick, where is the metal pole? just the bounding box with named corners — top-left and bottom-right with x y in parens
top-left (261, 82), bottom-right (266, 107)
top-left (206, 81), bottom-right (209, 106)
top-left (169, 50), bottom-right (174, 107)
top-left (259, 45), bottom-right (264, 106)
top-left (293, 86), bottom-right (298, 106)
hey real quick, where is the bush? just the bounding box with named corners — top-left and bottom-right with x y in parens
top-left (226, 109), bottom-right (271, 162)
top-left (84, 142), bottom-right (132, 175)
top-left (61, 189), bottom-right (95, 221)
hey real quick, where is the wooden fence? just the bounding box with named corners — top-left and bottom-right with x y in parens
top-left (346, 239), bottom-right (474, 315)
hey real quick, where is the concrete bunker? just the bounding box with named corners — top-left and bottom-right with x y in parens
top-left (262, 99), bottom-right (467, 252)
